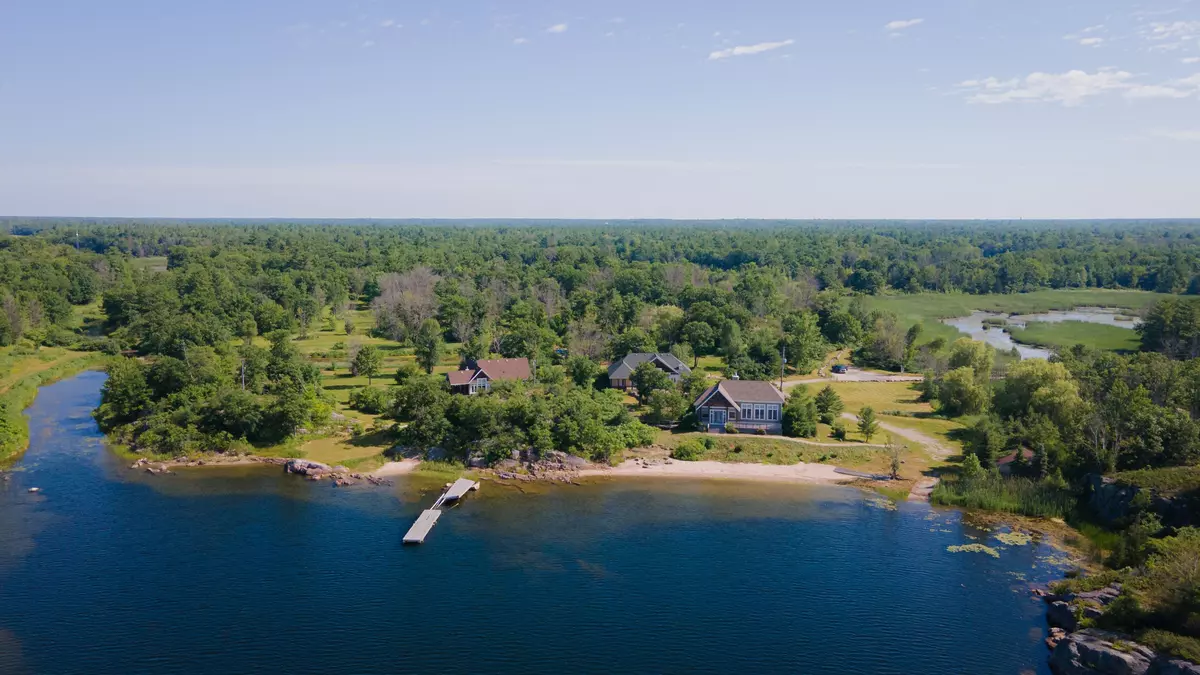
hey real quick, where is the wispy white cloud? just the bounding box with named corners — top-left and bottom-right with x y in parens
top-left (1143, 20), bottom-right (1200, 41)
top-left (492, 158), bottom-right (728, 170)
top-left (513, 37), bottom-right (529, 45)
top-left (1079, 37), bottom-right (1105, 47)
top-left (1184, 57), bottom-right (1200, 64)
top-left (1082, 25), bottom-right (1105, 33)
top-left (380, 19), bottom-right (395, 28)
top-left (959, 68), bottom-right (1200, 106)
top-left (546, 23), bottom-right (568, 34)
top-left (1148, 129), bottom-right (1200, 141)
top-left (362, 40), bottom-right (375, 48)
top-left (885, 18), bottom-right (924, 31)
top-left (708, 39), bottom-right (794, 61)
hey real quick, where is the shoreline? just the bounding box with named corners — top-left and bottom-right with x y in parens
top-left (578, 458), bottom-right (856, 485)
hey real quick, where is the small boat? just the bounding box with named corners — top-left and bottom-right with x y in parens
top-left (27, 487), bottom-right (40, 493)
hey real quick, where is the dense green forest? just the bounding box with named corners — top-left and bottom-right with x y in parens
top-left (3, 218), bottom-right (1199, 658)
top-left (2, 219), bottom-right (1200, 462)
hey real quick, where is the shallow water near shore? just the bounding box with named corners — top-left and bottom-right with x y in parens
top-left (1, 373), bottom-right (1066, 674)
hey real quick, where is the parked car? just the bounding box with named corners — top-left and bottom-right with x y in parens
top-left (831, 364), bottom-right (849, 374)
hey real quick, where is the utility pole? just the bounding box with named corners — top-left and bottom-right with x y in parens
top-left (780, 344), bottom-right (787, 391)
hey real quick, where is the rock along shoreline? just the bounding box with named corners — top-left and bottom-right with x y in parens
top-left (1035, 584), bottom-right (1200, 675)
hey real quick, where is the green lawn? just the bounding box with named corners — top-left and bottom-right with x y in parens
top-left (1007, 320), bottom-right (1140, 352)
top-left (129, 256), bottom-right (169, 272)
top-left (861, 289), bottom-right (1165, 348)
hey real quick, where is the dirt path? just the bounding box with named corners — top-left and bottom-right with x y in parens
top-left (839, 412), bottom-right (955, 460)
top-left (907, 477), bottom-right (941, 502)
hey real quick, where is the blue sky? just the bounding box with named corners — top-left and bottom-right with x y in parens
top-left (2, 0), bottom-right (1198, 218)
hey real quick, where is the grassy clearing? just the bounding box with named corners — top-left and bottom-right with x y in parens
top-left (931, 475), bottom-right (1076, 518)
top-left (1110, 465), bottom-right (1200, 495)
top-left (862, 289), bottom-right (1166, 347)
top-left (129, 256), bottom-right (169, 272)
top-left (0, 349), bottom-right (110, 466)
top-left (823, 381), bottom-right (929, 414)
top-left (286, 307), bottom-right (462, 409)
top-left (659, 431), bottom-right (931, 478)
top-left (1008, 321), bottom-right (1140, 352)
top-left (298, 431), bottom-right (395, 469)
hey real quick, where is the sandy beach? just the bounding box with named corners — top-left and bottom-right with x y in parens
top-left (370, 459), bottom-right (422, 477)
top-left (578, 459), bottom-right (855, 485)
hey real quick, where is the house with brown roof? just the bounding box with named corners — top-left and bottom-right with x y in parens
top-left (693, 377), bottom-right (786, 434)
top-left (446, 358), bottom-right (531, 395)
top-left (607, 352), bottom-right (691, 390)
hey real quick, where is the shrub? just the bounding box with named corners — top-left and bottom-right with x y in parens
top-left (755, 428), bottom-right (767, 435)
top-left (671, 439), bottom-right (706, 461)
top-left (831, 421), bottom-right (847, 440)
top-left (349, 386), bottom-right (391, 414)
top-left (724, 421), bottom-right (738, 434)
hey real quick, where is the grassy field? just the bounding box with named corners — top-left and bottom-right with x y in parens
top-left (658, 431), bottom-right (910, 474)
top-left (129, 256), bottom-right (169, 272)
top-left (298, 432), bottom-right (394, 470)
top-left (288, 307), bottom-right (462, 412)
top-left (861, 289), bottom-right (1165, 347)
top-left (1007, 320), bottom-right (1140, 352)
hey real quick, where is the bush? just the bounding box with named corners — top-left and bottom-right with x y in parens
top-left (724, 421), bottom-right (738, 434)
top-left (831, 421), bottom-right (847, 440)
top-left (671, 439), bottom-right (706, 461)
top-left (349, 386), bottom-right (391, 414)
top-left (755, 428), bottom-right (767, 435)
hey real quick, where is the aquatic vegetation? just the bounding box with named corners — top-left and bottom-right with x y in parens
top-left (865, 496), bottom-right (898, 511)
top-left (995, 531), bottom-right (1032, 546)
top-left (947, 543), bottom-right (1000, 558)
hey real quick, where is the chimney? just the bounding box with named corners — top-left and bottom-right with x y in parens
top-left (732, 372), bottom-right (740, 380)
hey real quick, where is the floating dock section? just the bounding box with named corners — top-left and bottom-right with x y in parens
top-left (403, 509), bottom-right (442, 544)
top-left (403, 478), bottom-right (479, 544)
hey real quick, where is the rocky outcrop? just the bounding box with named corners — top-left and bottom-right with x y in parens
top-left (1088, 475), bottom-right (1195, 528)
top-left (1154, 660), bottom-right (1200, 675)
top-left (283, 459), bottom-right (332, 476)
top-left (1050, 629), bottom-right (1155, 675)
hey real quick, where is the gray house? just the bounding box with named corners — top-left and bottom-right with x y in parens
top-left (693, 378), bottom-right (785, 434)
top-left (608, 353), bottom-right (691, 390)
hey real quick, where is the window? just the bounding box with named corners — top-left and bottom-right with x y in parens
top-left (752, 404), bottom-right (765, 421)
top-left (767, 405), bottom-right (779, 421)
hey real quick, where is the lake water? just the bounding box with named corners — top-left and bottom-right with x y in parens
top-left (942, 307), bottom-right (1139, 359)
top-left (1, 373), bottom-right (1066, 674)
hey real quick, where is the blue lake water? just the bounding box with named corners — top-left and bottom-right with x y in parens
top-left (0, 372), bottom-right (1065, 674)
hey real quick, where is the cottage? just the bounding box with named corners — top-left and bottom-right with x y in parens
top-left (693, 378), bottom-right (785, 434)
top-left (607, 353), bottom-right (691, 390)
top-left (446, 358), bottom-right (531, 395)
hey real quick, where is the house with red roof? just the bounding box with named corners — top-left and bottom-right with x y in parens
top-left (445, 358), bottom-right (532, 395)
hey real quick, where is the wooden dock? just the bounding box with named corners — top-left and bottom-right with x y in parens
top-left (403, 478), bottom-right (479, 545)
top-left (403, 509), bottom-right (442, 544)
